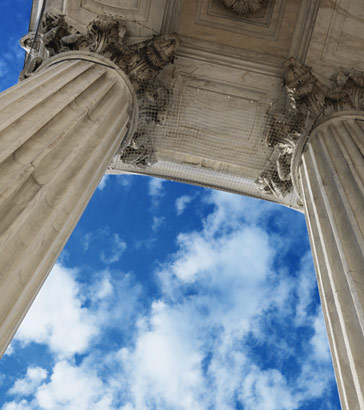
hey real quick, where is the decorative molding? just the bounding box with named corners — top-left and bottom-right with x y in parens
top-left (160, 0), bottom-right (184, 34)
top-left (284, 58), bottom-right (364, 117)
top-left (255, 109), bottom-right (307, 198)
top-left (119, 79), bottom-right (170, 168)
top-left (196, 0), bottom-right (285, 41)
top-left (256, 57), bottom-right (364, 199)
top-left (217, 0), bottom-right (264, 15)
top-left (321, 0), bottom-right (364, 67)
top-left (21, 12), bottom-right (179, 85)
top-left (177, 36), bottom-right (283, 77)
top-left (20, 11), bottom-right (180, 169)
top-left (62, 0), bottom-right (169, 38)
top-left (288, 0), bottom-right (321, 63)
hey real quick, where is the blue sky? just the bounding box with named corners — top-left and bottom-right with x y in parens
top-left (0, 1), bottom-right (341, 409)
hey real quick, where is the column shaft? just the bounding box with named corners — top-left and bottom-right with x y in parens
top-left (0, 56), bottom-right (134, 357)
top-left (299, 115), bottom-right (364, 410)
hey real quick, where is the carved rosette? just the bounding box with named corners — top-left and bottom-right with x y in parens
top-left (20, 12), bottom-right (180, 169)
top-left (256, 57), bottom-right (364, 199)
top-left (218, 0), bottom-right (264, 15)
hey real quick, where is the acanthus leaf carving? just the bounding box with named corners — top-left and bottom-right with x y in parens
top-left (255, 108), bottom-right (307, 199)
top-left (256, 57), bottom-right (364, 200)
top-left (21, 13), bottom-right (180, 88)
top-left (20, 12), bottom-right (180, 170)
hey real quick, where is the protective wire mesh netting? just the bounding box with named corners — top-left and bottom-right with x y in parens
top-left (20, 2), bottom-right (305, 210)
top-left (111, 75), bottom-right (307, 210)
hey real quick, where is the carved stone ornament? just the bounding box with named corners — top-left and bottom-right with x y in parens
top-left (256, 57), bottom-right (364, 199)
top-left (255, 109), bottom-right (307, 198)
top-left (218, 0), bottom-right (264, 15)
top-left (20, 12), bottom-right (180, 169)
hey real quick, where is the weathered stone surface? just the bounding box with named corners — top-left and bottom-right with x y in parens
top-left (21, 11), bottom-right (180, 170)
top-left (0, 55), bottom-right (135, 358)
top-left (256, 57), bottom-right (364, 200)
top-left (299, 115), bottom-right (364, 410)
top-left (21, 12), bottom-right (180, 88)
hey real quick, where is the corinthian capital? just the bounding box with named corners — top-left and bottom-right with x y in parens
top-left (20, 11), bottom-right (180, 170)
top-left (20, 12), bottom-right (180, 88)
top-left (256, 57), bottom-right (364, 200)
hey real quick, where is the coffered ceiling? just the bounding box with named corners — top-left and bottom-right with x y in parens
top-left (26, 0), bottom-right (364, 210)
top-left (179, 0), bottom-right (300, 61)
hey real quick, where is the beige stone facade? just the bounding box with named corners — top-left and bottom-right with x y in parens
top-left (0, 0), bottom-right (364, 408)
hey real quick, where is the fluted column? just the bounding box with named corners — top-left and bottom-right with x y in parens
top-left (299, 113), bottom-right (364, 410)
top-left (0, 53), bottom-right (136, 357)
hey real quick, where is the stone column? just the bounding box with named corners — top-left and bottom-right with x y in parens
top-left (256, 58), bottom-right (364, 409)
top-left (0, 11), bottom-right (179, 358)
top-left (298, 113), bottom-right (364, 410)
top-left (0, 52), bottom-right (136, 357)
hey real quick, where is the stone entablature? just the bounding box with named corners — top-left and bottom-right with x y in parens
top-left (256, 57), bottom-right (364, 199)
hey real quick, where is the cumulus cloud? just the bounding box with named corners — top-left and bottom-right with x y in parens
top-left (310, 312), bottom-right (331, 362)
top-left (175, 195), bottom-right (193, 215)
top-left (4, 191), bottom-right (336, 410)
top-left (112, 191), bottom-right (335, 409)
top-left (152, 216), bottom-right (165, 232)
top-left (100, 233), bottom-right (127, 264)
top-left (240, 367), bottom-right (296, 410)
top-left (14, 264), bottom-right (98, 358)
top-left (4, 361), bottom-right (112, 410)
top-left (35, 361), bottom-right (112, 410)
top-left (9, 368), bottom-right (47, 397)
top-left (148, 178), bottom-right (165, 206)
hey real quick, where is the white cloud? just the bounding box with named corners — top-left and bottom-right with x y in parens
top-left (2, 400), bottom-right (32, 410)
top-left (294, 252), bottom-right (317, 326)
top-left (9, 368), bottom-right (47, 397)
top-left (175, 195), bottom-right (193, 215)
top-left (241, 367), bottom-right (296, 410)
top-left (88, 271), bottom-right (143, 332)
top-left (117, 302), bottom-right (207, 410)
top-left (4, 361), bottom-right (112, 410)
top-left (117, 175), bottom-right (133, 188)
top-left (4, 190), bottom-right (336, 410)
top-left (83, 232), bottom-right (92, 251)
top-left (148, 178), bottom-right (165, 206)
top-left (97, 175), bottom-right (109, 191)
top-left (35, 361), bottom-right (112, 410)
top-left (310, 312), bottom-right (331, 362)
top-left (152, 216), bottom-right (165, 232)
top-left (15, 264), bottom-right (98, 358)
top-left (100, 233), bottom-right (127, 264)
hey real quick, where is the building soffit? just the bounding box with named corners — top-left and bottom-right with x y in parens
top-left (24, 0), bottom-right (325, 211)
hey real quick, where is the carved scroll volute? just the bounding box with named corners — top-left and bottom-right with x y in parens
top-left (256, 58), bottom-right (364, 201)
top-left (20, 12), bottom-right (180, 170)
top-left (20, 13), bottom-right (180, 86)
top-left (283, 58), bottom-right (327, 118)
